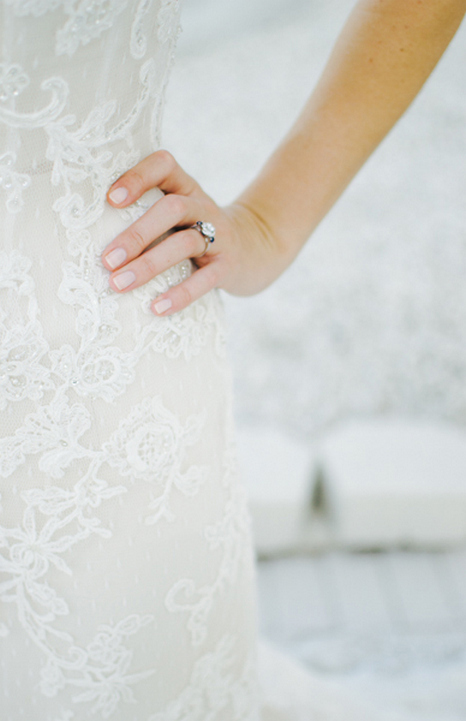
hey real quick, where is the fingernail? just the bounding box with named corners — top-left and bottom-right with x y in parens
top-left (109, 186), bottom-right (128, 204)
top-left (113, 270), bottom-right (135, 290)
top-left (105, 247), bottom-right (127, 269)
top-left (153, 298), bottom-right (172, 315)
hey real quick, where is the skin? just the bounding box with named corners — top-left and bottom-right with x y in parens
top-left (101, 0), bottom-right (466, 316)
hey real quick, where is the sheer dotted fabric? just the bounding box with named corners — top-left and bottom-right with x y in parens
top-left (0, 2), bottom-right (259, 719)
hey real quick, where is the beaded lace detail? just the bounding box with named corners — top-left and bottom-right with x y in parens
top-left (0, 2), bottom-right (258, 718)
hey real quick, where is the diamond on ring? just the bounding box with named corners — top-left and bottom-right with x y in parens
top-left (191, 221), bottom-right (216, 258)
top-left (192, 221), bottom-right (215, 243)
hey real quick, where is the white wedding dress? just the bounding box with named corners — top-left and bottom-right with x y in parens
top-left (0, 2), bottom-right (259, 719)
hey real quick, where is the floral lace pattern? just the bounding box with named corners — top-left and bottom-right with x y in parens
top-left (149, 635), bottom-right (259, 721)
top-left (0, 2), bottom-right (258, 719)
top-left (103, 396), bottom-right (207, 524)
top-left (0, 151), bottom-right (31, 212)
top-left (131, 0), bottom-right (154, 59)
top-left (165, 485), bottom-right (252, 646)
top-left (0, 63), bottom-right (29, 101)
top-left (0, 251), bottom-right (52, 410)
top-left (56, 0), bottom-right (128, 57)
top-left (0, 473), bottom-right (147, 715)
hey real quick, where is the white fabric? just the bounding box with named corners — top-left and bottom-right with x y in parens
top-left (0, 3), bottom-right (258, 719)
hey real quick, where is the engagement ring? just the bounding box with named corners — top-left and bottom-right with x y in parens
top-left (191, 221), bottom-right (216, 257)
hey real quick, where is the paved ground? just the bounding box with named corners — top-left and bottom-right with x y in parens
top-left (257, 550), bottom-right (466, 719)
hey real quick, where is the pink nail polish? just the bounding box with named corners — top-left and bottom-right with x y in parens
top-left (113, 270), bottom-right (135, 290)
top-left (109, 186), bottom-right (128, 204)
top-left (153, 298), bottom-right (172, 315)
top-left (105, 247), bottom-right (127, 269)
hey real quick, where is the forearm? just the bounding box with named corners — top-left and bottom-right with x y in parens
top-left (102, 0), bottom-right (466, 311)
top-left (236, 0), bottom-right (466, 259)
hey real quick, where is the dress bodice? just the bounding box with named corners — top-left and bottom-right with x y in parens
top-left (0, 0), bottom-right (180, 220)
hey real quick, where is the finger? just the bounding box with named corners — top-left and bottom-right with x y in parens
top-left (107, 228), bottom-right (208, 293)
top-left (151, 261), bottom-right (224, 316)
top-left (107, 149), bottom-right (199, 207)
top-left (102, 193), bottom-right (205, 271)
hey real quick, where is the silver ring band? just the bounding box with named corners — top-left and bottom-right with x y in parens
top-left (191, 221), bottom-right (216, 258)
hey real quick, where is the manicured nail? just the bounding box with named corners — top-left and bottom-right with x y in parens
top-left (153, 298), bottom-right (172, 315)
top-left (105, 247), bottom-right (127, 269)
top-left (113, 270), bottom-right (135, 290)
top-left (109, 186), bottom-right (128, 204)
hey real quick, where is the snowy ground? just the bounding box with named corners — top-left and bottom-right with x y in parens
top-left (164, 1), bottom-right (466, 717)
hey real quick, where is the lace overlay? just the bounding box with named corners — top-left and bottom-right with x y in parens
top-left (0, 3), bottom-right (259, 719)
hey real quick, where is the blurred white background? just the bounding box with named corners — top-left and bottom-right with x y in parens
top-left (164, 2), bottom-right (466, 718)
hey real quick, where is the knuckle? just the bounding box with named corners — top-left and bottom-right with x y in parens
top-left (140, 252), bottom-right (157, 277)
top-left (163, 193), bottom-right (185, 219)
top-left (127, 226), bottom-right (146, 253)
top-left (124, 168), bottom-right (145, 196)
top-left (156, 149), bottom-right (176, 173)
top-left (176, 283), bottom-right (192, 308)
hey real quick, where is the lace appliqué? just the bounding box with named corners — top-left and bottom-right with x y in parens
top-left (0, 320), bottom-right (52, 409)
top-left (165, 485), bottom-right (252, 646)
top-left (103, 396), bottom-right (207, 524)
top-left (0, 396), bottom-right (92, 477)
top-left (0, 60), bottom-right (67, 144)
top-left (51, 343), bottom-right (136, 401)
top-left (0, 474), bottom-right (156, 718)
top-left (45, 63), bottom-right (153, 232)
top-left (164, 421), bottom-right (251, 646)
top-left (133, 263), bottom-right (227, 361)
top-left (4, 0), bottom-right (129, 55)
top-left (56, 0), bottom-right (128, 56)
top-left (0, 62), bottom-right (29, 101)
top-left (130, 0), bottom-right (154, 59)
top-left (0, 251), bottom-right (54, 410)
top-left (157, 0), bottom-right (180, 44)
top-left (0, 74), bottom-right (68, 129)
top-left (149, 635), bottom-right (259, 721)
top-left (0, 151), bottom-right (31, 213)
top-left (41, 614), bottom-right (155, 717)
top-left (43, 61), bottom-right (166, 402)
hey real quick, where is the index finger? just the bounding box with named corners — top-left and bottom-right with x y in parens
top-left (107, 150), bottom-right (199, 207)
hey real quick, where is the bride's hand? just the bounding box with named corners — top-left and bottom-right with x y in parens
top-left (101, 150), bottom-right (286, 316)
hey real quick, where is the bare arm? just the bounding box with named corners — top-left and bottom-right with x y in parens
top-left (236, 0), bottom-right (466, 260)
top-left (102, 0), bottom-right (466, 313)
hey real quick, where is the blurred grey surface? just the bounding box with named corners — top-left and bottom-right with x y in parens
top-left (257, 550), bottom-right (466, 720)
